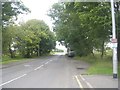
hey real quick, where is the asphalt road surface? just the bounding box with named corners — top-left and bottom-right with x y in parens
top-left (0, 54), bottom-right (118, 88)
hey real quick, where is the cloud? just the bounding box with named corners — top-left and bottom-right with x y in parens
top-left (19, 0), bottom-right (58, 31)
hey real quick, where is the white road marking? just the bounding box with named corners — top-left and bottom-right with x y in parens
top-left (80, 75), bottom-right (93, 88)
top-left (74, 75), bottom-right (84, 89)
top-left (34, 60), bottom-right (53, 71)
top-left (80, 75), bottom-right (85, 81)
top-left (34, 65), bottom-right (44, 70)
top-left (24, 65), bottom-right (31, 67)
top-left (34, 67), bottom-right (41, 70)
top-left (0, 74), bottom-right (27, 87)
top-left (34, 60), bottom-right (53, 70)
top-left (86, 82), bottom-right (93, 88)
top-left (41, 65), bottom-right (44, 67)
top-left (45, 62), bottom-right (49, 65)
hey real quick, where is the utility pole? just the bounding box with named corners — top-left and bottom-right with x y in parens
top-left (111, 0), bottom-right (118, 78)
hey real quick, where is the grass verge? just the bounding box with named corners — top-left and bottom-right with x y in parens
top-left (0, 55), bottom-right (29, 64)
top-left (1, 53), bottom-right (53, 65)
top-left (74, 54), bottom-right (120, 77)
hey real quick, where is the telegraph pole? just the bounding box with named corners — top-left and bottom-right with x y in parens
top-left (111, 0), bottom-right (118, 78)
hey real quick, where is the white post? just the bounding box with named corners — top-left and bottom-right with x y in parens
top-left (111, 0), bottom-right (118, 78)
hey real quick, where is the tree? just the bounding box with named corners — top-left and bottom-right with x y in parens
top-left (48, 2), bottom-right (112, 57)
top-left (2, 1), bottom-right (30, 25)
top-left (2, 25), bottom-right (18, 57)
top-left (14, 19), bottom-right (56, 58)
top-left (2, 1), bottom-right (30, 58)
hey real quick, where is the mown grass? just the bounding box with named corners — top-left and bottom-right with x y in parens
top-left (0, 55), bottom-right (28, 64)
top-left (1, 52), bottom-right (54, 64)
top-left (74, 53), bottom-right (120, 77)
top-left (88, 61), bottom-right (112, 75)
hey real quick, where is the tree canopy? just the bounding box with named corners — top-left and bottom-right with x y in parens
top-left (2, 19), bottom-right (56, 58)
top-left (2, 1), bottom-right (30, 25)
top-left (2, 2), bottom-right (56, 58)
top-left (48, 2), bottom-right (120, 59)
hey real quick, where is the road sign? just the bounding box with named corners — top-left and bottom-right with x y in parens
top-left (112, 43), bottom-right (118, 48)
top-left (111, 39), bottom-right (117, 48)
top-left (111, 39), bottom-right (117, 43)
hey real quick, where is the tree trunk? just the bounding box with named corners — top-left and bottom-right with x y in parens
top-left (27, 50), bottom-right (30, 58)
top-left (91, 49), bottom-right (95, 57)
top-left (9, 45), bottom-right (14, 58)
top-left (101, 40), bottom-right (104, 59)
top-left (25, 48), bottom-right (30, 58)
top-left (36, 47), bottom-right (39, 56)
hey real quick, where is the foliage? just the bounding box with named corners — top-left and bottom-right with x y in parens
top-left (2, 2), bottom-right (30, 25)
top-left (2, 19), bottom-right (56, 58)
top-left (2, 1), bottom-right (30, 58)
top-left (48, 2), bottom-right (119, 58)
top-left (2, 2), bottom-right (56, 58)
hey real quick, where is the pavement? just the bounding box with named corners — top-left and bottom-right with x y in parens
top-left (0, 54), bottom-right (118, 89)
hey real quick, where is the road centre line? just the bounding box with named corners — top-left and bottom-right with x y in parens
top-left (45, 59), bottom-right (53, 63)
top-left (34, 60), bottom-right (53, 70)
top-left (34, 65), bottom-right (44, 70)
top-left (80, 75), bottom-right (93, 88)
top-left (45, 62), bottom-right (49, 65)
top-left (0, 74), bottom-right (27, 87)
top-left (74, 75), bottom-right (84, 89)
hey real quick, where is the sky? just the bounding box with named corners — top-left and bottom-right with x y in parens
top-left (19, 0), bottom-right (67, 51)
top-left (20, 0), bottom-right (58, 31)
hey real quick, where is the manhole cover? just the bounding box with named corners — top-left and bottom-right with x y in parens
top-left (76, 67), bottom-right (85, 69)
top-left (81, 73), bottom-right (89, 75)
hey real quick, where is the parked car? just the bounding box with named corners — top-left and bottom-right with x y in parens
top-left (67, 50), bottom-right (75, 57)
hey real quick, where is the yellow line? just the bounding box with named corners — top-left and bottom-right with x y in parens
top-left (74, 75), bottom-right (84, 89)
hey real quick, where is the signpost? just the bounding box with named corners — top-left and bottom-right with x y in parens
top-left (111, 0), bottom-right (118, 78)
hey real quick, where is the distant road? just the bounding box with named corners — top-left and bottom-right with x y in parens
top-left (0, 54), bottom-right (118, 88)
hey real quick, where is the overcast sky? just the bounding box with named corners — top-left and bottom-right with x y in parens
top-left (19, 0), bottom-right (58, 31)
top-left (19, 0), bottom-right (67, 51)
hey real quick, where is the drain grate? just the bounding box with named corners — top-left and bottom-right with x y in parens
top-left (76, 67), bottom-right (85, 69)
top-left (81, 73), bottom-right (89, 75)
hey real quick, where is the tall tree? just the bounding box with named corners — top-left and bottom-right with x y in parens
top-left (2, 1), bottom-right (30, 25)
top-left (2, 1), bottom-right (30, 57)
top-left (48, 2), bottom-right (112, 57)
top-left (16, 19), bottom-right (56, 58)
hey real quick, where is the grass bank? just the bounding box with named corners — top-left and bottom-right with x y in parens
top-left (74, 54), bottom-right (120, 77)
top-left (1, 52), bottom-right (55, 65)
top-left (0, 55), bottom-right (28, 64)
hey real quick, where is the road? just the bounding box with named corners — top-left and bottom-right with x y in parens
top-left (0, 54), bottom-right (118, 89)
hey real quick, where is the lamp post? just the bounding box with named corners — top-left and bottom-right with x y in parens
top-left (111, 0), bottom-right (118, 78)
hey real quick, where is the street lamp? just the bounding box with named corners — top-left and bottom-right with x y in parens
top-left (111, 0), bottom-right (118, 79)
